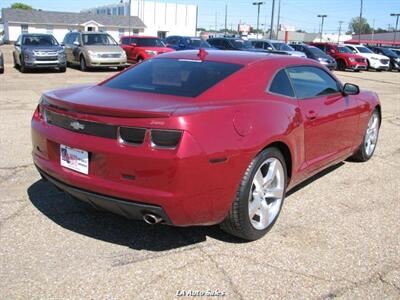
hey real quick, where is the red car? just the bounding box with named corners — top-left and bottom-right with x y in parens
top-left (31, 50), bottom-right (381, 240)
top-left (308, 42), bottom-right (368, 71)
top-left (120, 35), bottom-right (174, 63)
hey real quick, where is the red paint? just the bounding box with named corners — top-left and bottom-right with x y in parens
top-left (31, 51), bottom-right (380, 226)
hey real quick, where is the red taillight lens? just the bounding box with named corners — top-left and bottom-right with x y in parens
top-left (150, 130), bottom-right (182, 149)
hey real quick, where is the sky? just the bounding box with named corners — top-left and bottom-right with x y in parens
top-left (1, 0), bottom-right (399, 34)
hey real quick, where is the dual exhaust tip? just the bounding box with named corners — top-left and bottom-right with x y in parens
top-left (143, 213), bottom-right (163, 225)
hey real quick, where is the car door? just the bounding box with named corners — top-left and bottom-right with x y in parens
top-left (63, 33), bottom-right (74, 63)
top-left (14, 35), bottom-right (22, 64)
top-left (286, 66), bottom-right (360, 173)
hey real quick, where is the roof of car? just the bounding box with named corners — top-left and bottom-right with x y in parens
top-left (154, 50), bottom-right (309, 66)
top-left (121, 35), bottom-right (159, 39)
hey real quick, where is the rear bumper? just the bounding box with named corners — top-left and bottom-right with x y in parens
top-left (37, 166), bottom-right (172, 224)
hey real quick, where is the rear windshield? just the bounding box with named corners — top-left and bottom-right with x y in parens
top-left (135, 38), bottom-right (165, 47)
top-left (231, 40), bottom-right (254, 49)
top-left (82, 34), bottom-right (117, 45)
top-left (186, 38), bottom-right (211, 48)
top-left (104, 58), bottom-right (243, 97)
top-left (22, 35), bottom-right (58, 46)
top-left (309, 47), bottom-right (329, 57)
top-left (356, 46), bottom-right (373, 53)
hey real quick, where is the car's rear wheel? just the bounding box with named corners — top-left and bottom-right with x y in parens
top-left (80, 56), bottom-right (87, 72)
top-left (220, 147), bottom-right (287, 240)
top-left (351, 109), bottom-right (380, 162)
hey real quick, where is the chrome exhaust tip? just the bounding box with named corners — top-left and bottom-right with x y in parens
top-left (143, 213), bottom-right (163, 225)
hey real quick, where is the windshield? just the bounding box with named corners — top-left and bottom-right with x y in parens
top-left (186, 38), bottom-right (211, 48)
top-left (231, 39), bottom-right (254, 49)
top-left (337, 46), bottom-right (352, 53)
top-left (82, 34), bottom-right (117, 45)
top-left (136, 38), bottom-right (165, 47)
top-left (356, 46), bottom-right (373, 54)
top-left (104, 58), bottom-right (243, 97)
top-left (22, 35), bottom-right (58, 46)
top-left (309, 47), bottom-right (329, 58)
top-left (391, 49), bottom-right (400, 56)
top-left (380, 48), bottom-right (398, 57)
top-left (272, 42), bottom-right (294, 51)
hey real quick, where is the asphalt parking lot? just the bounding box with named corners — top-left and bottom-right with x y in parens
top-left (0, 44), bottom-right (399, 299)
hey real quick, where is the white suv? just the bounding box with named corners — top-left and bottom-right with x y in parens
top-left (343, 44), bottom-right (390, 71)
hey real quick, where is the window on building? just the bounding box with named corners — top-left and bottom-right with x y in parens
top-left (46, 26), bottom-right (53, 34)
top-left (21, 24), bottom-right (29, 34)
top-left (157, 31), bottom-right (167, 39)
top-left (118, 6), bottom-right (124, 16)
top-left (118, 28), bottom-right (125, 36)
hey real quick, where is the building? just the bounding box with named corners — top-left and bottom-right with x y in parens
top-left (83, 0), bottom-right (198, 38)
top-left (346, 32), bottom-right (400, 46)
top-left (1, 8), bottom-right (146, 43)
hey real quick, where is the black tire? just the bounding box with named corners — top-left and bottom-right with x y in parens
top-left (13, 53), bottom-right (17, 68)
top-left (59, 66), bottom-right (67, 73)
top-left (351, 109), bottom-right (380, 162)
top-left (80, 55), bottom-right (87, 72)
top-left (19, 56), bottom-right (27, 73)
top-left (0, 68), bottom-right (3, 74)
top-left (220, 147), bottom-right (287, 240)
top-left (337, 60), bottom-right (345, 71)
top-left (117, 66), bottom-right (125, 71)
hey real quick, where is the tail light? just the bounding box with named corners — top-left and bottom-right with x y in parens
top-left (150, 130), bottom-right (182, 149)
top-left (37, 95), bottom-right (49, 120)
top-left (119, 127), bottom-right (146, 145)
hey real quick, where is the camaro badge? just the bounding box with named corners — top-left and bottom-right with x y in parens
top-left (70, 121), bottom-right (85, 131)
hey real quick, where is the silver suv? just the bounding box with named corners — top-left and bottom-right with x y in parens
top-left (63, 31), bottom-right (127, 71)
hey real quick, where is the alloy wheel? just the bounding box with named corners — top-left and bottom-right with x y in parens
top-left (364, 112), bottom-right (379, 156)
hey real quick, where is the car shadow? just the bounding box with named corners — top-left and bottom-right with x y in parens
top-left (27, 180), bottom-right (244, 251)
top-left (27, 162), bottom-right (345, 251)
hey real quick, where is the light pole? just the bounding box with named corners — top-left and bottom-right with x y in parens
top-left (390, 13), bottom-right (400, 45)
top-left (317, 14), bottom-right (327, 42)
top-left (338, 20), bottom-right (343, 43)
top-left (358, 0), bottom-right (363, 43)
top-left (253, 2), bottom-right (265, 39)
top-left (270, 0), bottom-right (276, 39)
top-left (128, 0), bottom-right (132, 36)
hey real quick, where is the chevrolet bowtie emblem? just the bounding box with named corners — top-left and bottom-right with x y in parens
top-left (70, 121), bottom-right (85, 130)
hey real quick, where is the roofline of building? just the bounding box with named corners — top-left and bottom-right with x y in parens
top-left (4, 20), bottom-right (144, 29)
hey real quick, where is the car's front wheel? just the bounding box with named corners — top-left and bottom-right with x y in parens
top-left (221, 147), bottom-right (287, 240)
top-left (351, 109), bottom-right (380, 162)
top-left (80, 56), bottom-right (87, 72)
top-left (19, 56), bottom-right (27, 73)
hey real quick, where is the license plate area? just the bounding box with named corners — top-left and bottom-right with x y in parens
top-left (60, 144), bottom-right (89, 175)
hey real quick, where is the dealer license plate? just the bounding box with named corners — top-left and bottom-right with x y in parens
top-left (60, 144), bottom-right (89, 175)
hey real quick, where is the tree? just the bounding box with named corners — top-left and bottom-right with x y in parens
top-left (375, 28), bottom-right (388, 33)
top-left (347, 17), bottom-right (372, 35)
top-left (11, 2), bottom-right (33, 10)
top-left (296, 29), bottom-right (306, 33)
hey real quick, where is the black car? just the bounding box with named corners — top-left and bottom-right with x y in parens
top-left (290, 43), bottom-right (337, 70)
top-left (0, 50), bottom-right (4, 74)
top-left (368, 46), bottom-right (400, 71)
top-left (13, 33), bottom-right (66, 73)
top-left (207, 37), bottom-right (261, 51)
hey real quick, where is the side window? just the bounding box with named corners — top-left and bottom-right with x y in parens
top-left (287, 66), bottom-right (340, 99)
top-left (222, 40), bottom-right (231, 48)
top-left (269, 69), bottom-right (295, 98)
top-left (253, 41), bottom-right (262, 49)
top-left (121, 37), bottom-right (129, 45)
top-left (71, 33), bottom-right (80, 45)
top-left (314, 44), bottom-right (325, 52)
top-left (167, 37), bottom-right (178, 45)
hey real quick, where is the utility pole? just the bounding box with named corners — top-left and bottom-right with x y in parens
top-left (276, 0), bottom-right (281, 40)
top-left (317, 14), bottom-right (327, 42)
top-left (270, 0), bottom-right (276, 39)
top-left (371, 18), bottom-right (375, 41)
top-left (224, 3), bottom-right (228, 36)
top-left (358, 0), bottom-right (363, 43)
top-left (390, 13), bottom-right (400, 45)
top-left (215, 12), bottom-right (218, 33)
top-left (253, 2), bottom-right (265, 39)
top-left (338, 20), bottom-right (343, 43)
top-left (128, 0), bottom-right (132, 36)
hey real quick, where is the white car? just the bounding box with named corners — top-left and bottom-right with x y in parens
top-left (343, 44), bottom-right (390, 71)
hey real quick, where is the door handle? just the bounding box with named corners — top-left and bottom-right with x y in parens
top-left (306, 110), bottom-right (317, 120)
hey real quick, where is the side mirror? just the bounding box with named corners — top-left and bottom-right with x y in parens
top-left (15, 43), bottom-right (20, 47)
top-left (342, 83), bottom-right (360, 95)
top-left (267, 46), bottom-right (273, 51)
top-left (330, 49), bottom-right (336, 54)
top-left (73, 41), bottom-right (80, 46)
top-left (130, 43), bottom-right (137, 47)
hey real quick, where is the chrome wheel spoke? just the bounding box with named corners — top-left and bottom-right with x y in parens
top-left (264, 160), bottom-right (278, 187)
top-left (249, 196), bottom-right (262, 218)
top-left (364, 112), bottom-right (379, 156)
top-left (253, 170), bottom-right (264, 191)
top-left (264, 186), bottom-right (284, 199)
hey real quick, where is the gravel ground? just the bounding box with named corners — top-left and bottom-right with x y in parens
top-left (0, 44), bottom-right (399, 299)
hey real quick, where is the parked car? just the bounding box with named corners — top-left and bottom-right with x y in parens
top-left (208, 37), bottom-right (261, 52)
top-left (308, 42), bottom-right (368, 71)
top-left (120, 35), bottom-right (174, 63)
top-left (0, 50), bottom-right (4, 74)
top-left (32, 50), bottom-right (381, 240)
top-left (251, 39), bottom-right (307, 57)
top-left (165, 36), bottom-right (213, 50)
top-left (389, 48), bottom-right (400, 56)
top-left (368, 46), bottom-right (400, 71)
top-left (290, 43), bottom-right (337, 70)
top-left (343, 44), bottom-right (389, 71)
top-left (13, 33), bottom-right (66, 73)
top-left (63, 31), bottom-right (127, 71)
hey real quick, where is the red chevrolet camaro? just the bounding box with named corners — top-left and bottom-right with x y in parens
top-left (31, 50), bottom-right (381, 240)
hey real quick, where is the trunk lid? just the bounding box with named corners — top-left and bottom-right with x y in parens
top-left (44, 84), bottom-right (195, 118)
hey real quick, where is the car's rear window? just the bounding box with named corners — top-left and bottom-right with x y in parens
top-left (104, 58), bottom-right (243, 97)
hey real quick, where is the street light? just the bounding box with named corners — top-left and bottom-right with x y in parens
top-left (390, 13), bottom-right (400, 45)
top-left (317, 14), bottom-right (327, 42)
top-left (253, 2), bottom-right (265, 39)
